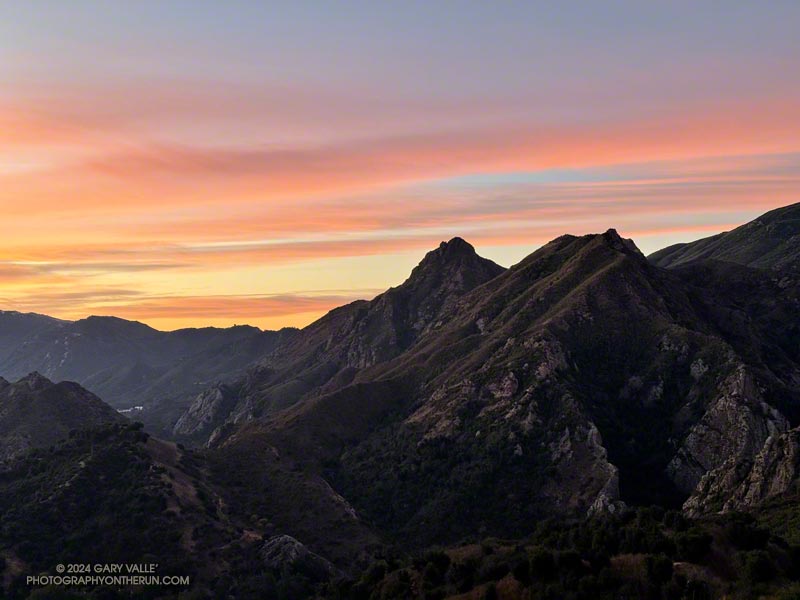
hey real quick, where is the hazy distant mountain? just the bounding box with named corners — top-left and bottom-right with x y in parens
top-left (0, 313), bottom-right (296, 435)
top-left (650, 201), bottom-right (800, 271)
top-left (0, 372), bottom-right (126, 461)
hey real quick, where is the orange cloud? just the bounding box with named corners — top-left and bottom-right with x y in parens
top-left (103, 294), bottom-right (365, 320)
top-left (2, 81), bottom-right (799, 329)
top-left (2, 94), bottom-right (799, 215)
top-left (0, 286), bottom-right (370, 331)
top-left (75, 99), bottom-right (800, 196)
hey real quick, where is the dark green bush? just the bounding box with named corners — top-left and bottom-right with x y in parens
top-left (675, 529), bottom-right (712, 562)
top-left (529, 547), bottom-right (555, 581)
top-left (645, 553), bottom-right (673, 584)
top-left (742, 550), bottom-right (775, 584)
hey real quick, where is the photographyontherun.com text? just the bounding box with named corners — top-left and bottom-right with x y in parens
top-left (27, 563), bottom-right (189, 588)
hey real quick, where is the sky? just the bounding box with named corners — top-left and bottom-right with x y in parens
top-left (1, 1), bottom-right (799, 330)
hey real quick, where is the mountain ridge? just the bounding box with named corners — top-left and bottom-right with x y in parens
top-left (173, 237), bottom-right (505, 444)
top-left (201, 214), bottom-right (800, 557)
top-left (649, 201), bottom-right (800, 270)
top-left (0, 311), bottom-right (298, 436)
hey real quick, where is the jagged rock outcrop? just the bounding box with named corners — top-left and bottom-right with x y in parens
top-left (668, 366), bottom-right (789, 501)
top-left (682, 423), bottom-right (800, 515)
top-left (722, 426), bottom-right (800, 510)
top-left (260, 535), bottom-right (341, 582)
top-left (172, 384), bottom-right (239, 441)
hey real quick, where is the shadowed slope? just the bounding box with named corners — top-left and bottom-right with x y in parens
top-left (0, 372), bottom-right (126, 461)
top-left (650, 202), bottom-right (800, 271)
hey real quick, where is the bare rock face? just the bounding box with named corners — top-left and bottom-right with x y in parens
top-left (543, 419), bottom-right (625, 517)
top-left (260, 534), bottom-right (340, 582)
top-left (720, 427), bottom-right (800, 509)
top-left (669, 366), bottom-right (789, 515)
top-left (411, 370), bottom-right (625, 518)
top-left (172, 384), bottom-right (238, 440)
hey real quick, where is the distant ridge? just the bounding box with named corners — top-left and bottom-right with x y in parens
top-left (0, 312), bottom-right (296, 436)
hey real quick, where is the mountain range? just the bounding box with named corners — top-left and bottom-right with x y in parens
top-left (1, 201), bottom-right (799, 599)
top-left (0, 312), bottom-right (296, 436)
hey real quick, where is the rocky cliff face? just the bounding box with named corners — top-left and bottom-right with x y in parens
top-left (671, 366), bottom-right (790, 514)
top-left (260, 535), bottom-right (341, 582)
top-left (172, 384), bottom-right (240, 439)
top-left (722, 426), bottom-right (800, 508)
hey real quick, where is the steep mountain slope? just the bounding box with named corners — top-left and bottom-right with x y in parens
top-left (0, 423), bottom-right (237, 597)
top-left (213, 225), bottom-right (800, 554)
top-left (0, 421), bottom-right (375, 598)
top-left (649, 202), bottom-right (800, 271)
top-left (0, 313), bottom-right (295, 435)
top-left (175, 238), bottom-right (505, 444)
top-left (0, 373), bottom-right (126, 461)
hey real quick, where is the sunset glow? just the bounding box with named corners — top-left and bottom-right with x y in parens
top-left (2, 2), bottom-right (799, 330)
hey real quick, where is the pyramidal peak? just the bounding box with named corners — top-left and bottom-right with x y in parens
top-left (437, 236), bottom-right (475, 255)
top-left (18, 371), bottom-right (54, 391)
top-left (421, 237), bottom-right (479, 266)
top-left (599, 228), bottom-right (645, 258)
top-left (403, 237), bottom-right (505, 290)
